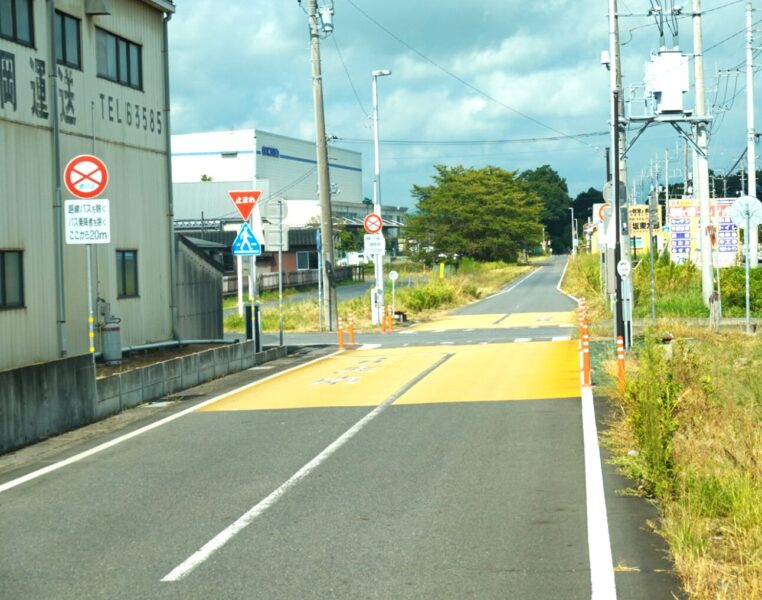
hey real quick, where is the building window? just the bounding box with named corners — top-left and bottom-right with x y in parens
top-left (0, 250), bottom-right (24, 309)
top-left (116, 250), bottom-right (138, 298)
top-left (296, 251), bottom-right (318, 271)
top-left (54, 11), bottom-right (81, 69)
top-left (0, 0), bottom-right (33, 46)
top-left (96, 28), bottom-right (142, 90)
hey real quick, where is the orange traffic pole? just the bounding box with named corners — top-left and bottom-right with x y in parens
top-left (616, 336), bottom-right (625, 388)
top-left (387, 305), bottom-right (394, 333)
top-left (338, 316), bottom-right (345, 350)
top-left (348, 311), bottom-right (355, 345)
top-left (381, 306), bottom-right (387, 334)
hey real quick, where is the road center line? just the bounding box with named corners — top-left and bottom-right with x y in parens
top-left (161, 352), bottom-right (455, 583)
top-left (581, 386), bottom-right (617, 599)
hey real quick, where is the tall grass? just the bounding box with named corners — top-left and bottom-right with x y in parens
top-left (224, 261), bottom-right (531, 332)
top-left (606, 331), bottom-right (762, 598)
top-left (564, 252), bottom-right (762, 597)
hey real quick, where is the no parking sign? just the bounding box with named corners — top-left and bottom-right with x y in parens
top-left (64, 155), bottom-right (109, 199)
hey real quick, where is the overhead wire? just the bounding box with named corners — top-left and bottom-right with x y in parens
top-left (335, 131), bottom-right (610, 147)
top-left (329, 33), bottom-right (370, 118)
top-left (342, 0), bottom-right (601, 151)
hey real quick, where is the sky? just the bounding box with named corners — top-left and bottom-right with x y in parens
top-left (167, 0), bottom-right (761, 210)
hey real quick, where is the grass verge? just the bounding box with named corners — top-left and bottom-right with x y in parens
top-left (563, 253), bottom-right (762, 599)
top-left (224, 259), bottom-right (532, 333)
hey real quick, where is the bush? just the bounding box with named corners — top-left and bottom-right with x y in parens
top-left (398, 282), bottom-right (455, 312)
top-left (718, 267), bottom-right (762, 315)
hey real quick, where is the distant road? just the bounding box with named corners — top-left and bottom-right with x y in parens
top-left (0, 256), bottom-right (681, 599)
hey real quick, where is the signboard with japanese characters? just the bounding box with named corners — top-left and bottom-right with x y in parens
top-left (666, 198), bottom-right (739, 267)
top-left (64, 199), bottom-right (111, 245)
top-left (1, 36), bottom-right (165, 152)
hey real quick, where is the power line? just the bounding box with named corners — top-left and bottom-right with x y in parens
top-left (342, 0), bottom-right (601, 151)
top-left (329, 33), bottom-right (369, 118)
top-left (336, 131), bottom-right (610, 147)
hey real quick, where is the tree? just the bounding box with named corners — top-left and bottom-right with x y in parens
top-left (518, 165), bottom-right (573, 253)
top-left (572, 187), bottom-right (603, 224)
top-left (404, 165), bottom-right (543, 263)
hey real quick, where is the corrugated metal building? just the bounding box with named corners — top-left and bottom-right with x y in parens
top-left (0, 0), bottom-right (177, 371)
top-left (171, 128), bottom-right (407, 260)
top-left (171, 128), bottom-right (367, 225)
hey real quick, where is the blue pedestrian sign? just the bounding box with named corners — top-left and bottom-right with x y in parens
top-left (232, 222), bottom-right (262, 256)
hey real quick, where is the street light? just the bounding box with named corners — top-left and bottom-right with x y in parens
top-left (568, 206), bottom-right (577, 253)
top-left (371, 68), bottom-right (391, 325)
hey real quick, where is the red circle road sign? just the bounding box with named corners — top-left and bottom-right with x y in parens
top-left (64, 155), bottom-right (109, 199)
top-left (364, 213), bottom-right (383, 234)
top-left (598, 203), bottom-right (610, 222)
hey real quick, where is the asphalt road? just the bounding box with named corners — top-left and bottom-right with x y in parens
top-left (0, 256), bottom-right (682, 599)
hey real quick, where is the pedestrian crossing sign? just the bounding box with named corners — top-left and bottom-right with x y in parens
top-left (232, 222), bottom-right (262, 256)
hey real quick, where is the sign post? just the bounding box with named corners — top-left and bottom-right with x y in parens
top-left (228, 190), bottom-right (262, 317)
top-left (64, 155), bottom-right (110, 356)
top-left (364, 213), bottom-right (385, 325)
top-left (730, 195), bottom-right (762, 333)
top-left (389, 270), bottom-right (398, 316)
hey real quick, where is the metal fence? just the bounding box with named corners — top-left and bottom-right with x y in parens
top-left (223, 267), bottom-right (361, 294)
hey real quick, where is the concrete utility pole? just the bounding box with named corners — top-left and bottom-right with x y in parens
top-left (693, 0), bottom-right (714, 305)
top-left (307, 0), bottom-right (338, 330)
top-left (609, 0), bottom-right (626, 345)
top-left (747, 0), bottom-right (758, 266)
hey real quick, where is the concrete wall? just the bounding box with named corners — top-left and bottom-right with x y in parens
top-left (0, 354), bottom-right (96, 454)
top-left (1, 343), bottom-right (286, 454)
top-left (96, 344), bottom-right (285, 417)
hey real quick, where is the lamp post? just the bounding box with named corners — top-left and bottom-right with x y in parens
top-left (568, 206), bottom-right (577, 253)
top-left (372, 68), bottom-right (391, 325)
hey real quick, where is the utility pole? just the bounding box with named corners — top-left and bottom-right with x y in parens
top-left (693, 0), bottom-right (714, 305)
top-left (307, 0), bottom-right (337, 330)
top-left (610, 0), bottom-right (626, 345)
top-left (747, 0), bottom-right (758, 266)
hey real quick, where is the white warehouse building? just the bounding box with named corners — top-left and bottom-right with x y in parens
top-left (0, 0), bottom-right (178, 371)
top-left (172, 128), bottom-right (367, 226)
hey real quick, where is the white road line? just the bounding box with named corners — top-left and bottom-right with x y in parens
top-left (398, 331), bottom-right (416, 335)
top-left (514, 338), bottom-right (532, 343)
top-left (581, 386), bottom-right (617, 599)
top-left (552, 336), bottom-right (571, 342)
top-left (439, 341), bottom-right (455, 345)
top-left (161, 353), bottom-right (455, 582)
top-left (358, 343), bottom-right (382, 350)
top-left (557, 258), bottom-right (581, 303)
top-left (485, 266), bottom-right (542, 299)
top-left (0, 352), bottom-right (339, 495)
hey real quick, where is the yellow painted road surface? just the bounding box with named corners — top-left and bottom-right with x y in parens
top-left (200, 341), bottom-right (580, 412)
top-left (410, 311), bottom-right (577, 331)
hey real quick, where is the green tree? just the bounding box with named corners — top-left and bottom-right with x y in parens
top-left (405, 165), bottom-right (543, 263)
top-left (518, 165), bottom-right (573, 253)
top-left (572, 187), bottom-right (603, 225)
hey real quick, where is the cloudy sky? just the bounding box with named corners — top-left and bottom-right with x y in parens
top-left (168, 0), bottom-right (760, 209)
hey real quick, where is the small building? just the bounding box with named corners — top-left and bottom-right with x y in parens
top-left (0, 0), bottom-right (184, 372)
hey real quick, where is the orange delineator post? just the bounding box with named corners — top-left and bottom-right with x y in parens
top-left (338, 316), bottom-right (345, 350)
top-left (348, 311), bottom-right (356, 345)
top-left (387, 305), bottom-right (393, 333)
top-left (380, 307), bottom-right (386, 334)
top-left (616, 336), bottom-right (625, 387)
